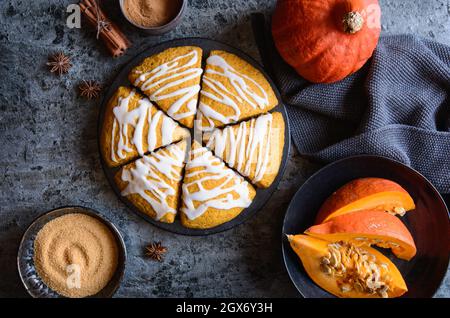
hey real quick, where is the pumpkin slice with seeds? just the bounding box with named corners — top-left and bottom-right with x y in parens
top-left (306, 210), bottom-right (416, 260)
top-left (315, 178), bottom-right (415, 224)
top-left (287, 235), bottom-right (408, 298)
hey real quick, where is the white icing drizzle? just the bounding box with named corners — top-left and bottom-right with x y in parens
top-left (120, 142), bottom-right (186, 220)
top-left (206, 113), bottom-right (273, 183)
top-left (133, 50), bottom-right (203, 121)
top-left (198, 53), bottom-right (270, 129)
top-left (110, 89), bottom-right (179, 162)
top-left (181, 146), bottom-right (253, 220)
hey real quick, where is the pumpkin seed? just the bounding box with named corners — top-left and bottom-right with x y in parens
top-left (389, 242), bottom-right (400, 248)
top-left (340, 284), bottom-right (352, 292)
top-left (321, 257), bottom-right (330, 265)
top-left (378, 285), bottom-right (389, 298)
top-left (354, 281), bottom-right (364, 292)
top-left (393, 207), bottom-right (406, 216)
top-left (330, 251), bottom-right (339, 267)
top-left (320, 263), bottom-right (332, 275)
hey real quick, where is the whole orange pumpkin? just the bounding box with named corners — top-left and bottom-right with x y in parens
top-left (272, 0), bottom-right (381, 83)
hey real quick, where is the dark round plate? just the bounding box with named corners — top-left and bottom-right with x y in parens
top-left (282, 155), bottom-right (450, 298)
top-left (97, 38), bottom-right (291, 236)
top-left (17, 206), bottom-right (127, 298)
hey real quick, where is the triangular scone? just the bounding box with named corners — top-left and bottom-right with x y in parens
top-left (204, 112), bottom-right (285, 188)
top-left (129, 46), bottom-right (203, 128)
top-left (115, 140), bottom-right (188, 223)
top-left (180, 141), bottom-right (256, 229)
top-left (197, 50), bottom-right (278, 131)
top-left (100, 86), bottom-right (189, 167)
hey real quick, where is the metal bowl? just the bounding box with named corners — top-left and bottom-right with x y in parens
top-left (17, 206), bottom-right (127, 298)
top-left (119, 0), bottom-right (186, 35)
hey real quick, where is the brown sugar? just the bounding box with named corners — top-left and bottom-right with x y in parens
top-left (122, 0), bottom-right (182, 27)
top-left (33, 213), bottom-right (118, 298)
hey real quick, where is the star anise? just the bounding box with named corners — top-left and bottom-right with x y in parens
top-left (145, 242), bottom-right (167, 262)
top-left (46, 52), bottom-right (71, 75)
top-left (78, 80), bottom-right (102, 99)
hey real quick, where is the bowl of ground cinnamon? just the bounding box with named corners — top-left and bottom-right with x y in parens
top-left (120, 0), bottom-right (186, 35)
top-left (17, 206), bottom-right (126, 298)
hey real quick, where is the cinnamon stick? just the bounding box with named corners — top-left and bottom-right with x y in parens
top-left (79, 0), bottom-right (131, 57)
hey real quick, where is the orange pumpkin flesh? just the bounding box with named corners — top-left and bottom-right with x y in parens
top-left (272, 0), bottom-right (381, 83)
top-left (306, 210), bottom-right (416, 260)
top-left (287, 235), bottom-right (408, 298)
top-left (315, 178), bottom-right (415, 224)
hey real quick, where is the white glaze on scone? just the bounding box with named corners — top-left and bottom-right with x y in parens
top-left (181, 146), bottom-right (253, 220)
top-left (132, 50), bottom-right (203, 122)
top-left (120, 141), bottom-right (186, 220)
top-left (198, 53), bottom-right (270, 130)
top-left (110, 90), bottom-right (180, 163)
top-left (206, 113), bottom-right (273, 184)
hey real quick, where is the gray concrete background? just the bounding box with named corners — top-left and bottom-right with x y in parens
top-left (0, 0), bottom-right (449, 297)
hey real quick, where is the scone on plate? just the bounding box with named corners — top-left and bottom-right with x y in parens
top-left (129, 46), bottom-right (203, 128)
top-left (180, 141), bottom-right (256, 229)
top-left (100, 86), bottom-right (189, 167)
top-left (115, 140), bottom-right (188, 223)
top-left (204, 112), bottom-right (285, 188)
top-left (197, 50), bottom-right (278, 131)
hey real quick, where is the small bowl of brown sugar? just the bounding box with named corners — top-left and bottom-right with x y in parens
top-left (17, 206), bottom-right (127, 298)
top-left (120, 0), bottom-right (186, 35)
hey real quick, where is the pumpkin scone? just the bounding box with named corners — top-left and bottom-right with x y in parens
top-left (100, 86), bottom-right (189, 167)
top-left (129, 46), bottom-right (203, 128)
top-left (180, 141), bottom-right (256, 229)
top-left (204, 112), bottom-right (285, 188)
top-left (115, 140), bottom-right (188, 223)
top-left (197, 50), bottom-right (278, 131)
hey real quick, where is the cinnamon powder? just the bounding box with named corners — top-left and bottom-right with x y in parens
top-left (123, 0), bottom-right (182, 28)
top-left (33, 213), bottom-right (118, 298)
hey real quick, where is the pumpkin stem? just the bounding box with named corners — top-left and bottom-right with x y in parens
top-left (342, 11), bottom-right (364, 34)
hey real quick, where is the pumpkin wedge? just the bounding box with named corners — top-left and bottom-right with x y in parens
top-left (315, 178), bottom-right (415, 224)
top-left (287, 235), bottom-right (408, 298)
top-left (306, 210), bottom-right (416, 260)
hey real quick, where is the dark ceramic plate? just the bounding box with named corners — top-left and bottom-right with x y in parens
top-left (17, 206), bottom-right (127, 298)
top-left (282, 155), bottom-right (450, 298)
top-left (98, 38), bottom-right (291, 236)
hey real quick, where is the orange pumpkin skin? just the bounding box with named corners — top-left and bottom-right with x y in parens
top-left (272, 0), bottom-right (381, 83)
top-left (287, 235), bottom-right (408, 298)
top-left (315, 178), bottom-right (415, 224)
top-left (306, 210), bottom-right (416, 260)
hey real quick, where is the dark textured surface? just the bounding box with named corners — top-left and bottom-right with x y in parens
top-left (0, 0), bottom-right (448, 297)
